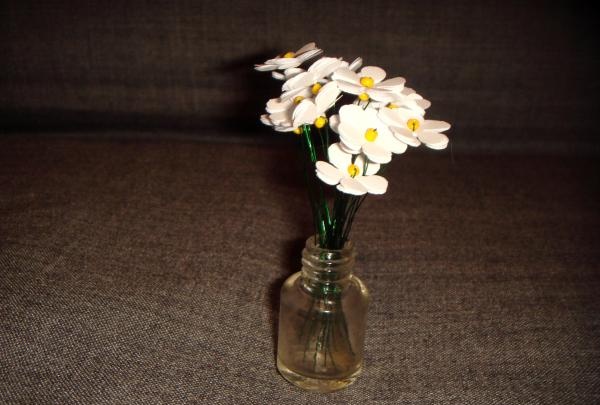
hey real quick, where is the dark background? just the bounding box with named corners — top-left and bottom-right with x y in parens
top-left (1, 0), bottom-right (598, 154)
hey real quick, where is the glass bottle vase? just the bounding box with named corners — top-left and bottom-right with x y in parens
top-left (277, 236), bottom-right (370, 392)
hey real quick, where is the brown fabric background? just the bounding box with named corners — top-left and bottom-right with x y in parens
top-left (1, 0), bottom-right (599, 403)
top-left (1, 1), bottom-right (598, 153)
top-left (1, 137), bottom-right (599, 403)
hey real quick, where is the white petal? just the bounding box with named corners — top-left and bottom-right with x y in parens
top-left (416, 98), bottom-right (431, 110)
top-left (276, 59), bottom-right (302, 70)
top-left (348, 57), bottom-right (362, 71)
top-left (378, 107), bottom-right (405, 127)
top-left (298, 48), bottom-right (323, 62)
top-left (274, 125), bottom-right (295, 132)
top-left (280, 87), bottom-right (312, 101)
top-left (269, 111), bottom-right (291, 125)
top-left (339, 104), bottom-right (367, 129)
top-left (422, 120), bottom-right (451, 132)
top-left (359, 66), bottom-right (386, 83)
top-left (336, 80), bottom-right (362, 95)
top-left (367, 88), bottom-right (395, 102)
top-left (396, 108), bottom-right (423, 124)
top-left (266, 97), bottom-right (292, 113)
top-left (356, 175), bottom-right (388, 195)
top-left (280, 87), bottom-right (304, 101)
top-left (401, 99), bottom-right (427, 116)
top-left (339, 141), bottom-right (359, 154)
top-left (362, 142), bottom-right (392, 164)
top-left (254, 63), bottom-right (276, 72)
top-left (401, 87), bottom-right (416, 96)
top-left (315, 81), bottom-right (340, 113)
top-left (292, 100), bottom-right (317, 128)
top-left (316, 161), bottom-right (342, 185)
top-left (373, 117), bottom-right (394, 139)
top-left (282, 71), bottom-right (315, 91)
top-left (338, 122), bottom-right (364, 151)
top-left (377, 76), bottom-right (406, 90)
top-left (418, 132), bottom-right (449, 150)
top-left (332, 67), bottom-right (359, 84)
top-left (337, 177), bottom-right (367, 195)
top-left (260, 114), bottom-right (273, 126)
top-left (378, 131), bottom-right (408, 154)
top-left (391, 126), bottom-right (421, 147)
top-left (269, 57), bottom-right (300, 66)
top-left (309, 57), bottom-right (343, 78)
top-left (284, 67), bottom-right (304, 78)
top-left (328, 143), bottom-right (353, 172)
top-left (296, 42), bottom-right (317, 54)
top-left (328, 114), bottom-right (340, 134)
top-left (271, 71), bottom-right (285, 80)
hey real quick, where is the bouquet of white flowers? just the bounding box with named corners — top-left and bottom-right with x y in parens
top-left (256, 42), bottom-right (450, 249)
top-left (256, 43), bottom-right (451, 391)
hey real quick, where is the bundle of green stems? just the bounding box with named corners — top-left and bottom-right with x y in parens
top-left (299, 124), bottom-right (366, 250)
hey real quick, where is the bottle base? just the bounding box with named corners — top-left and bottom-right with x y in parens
top-left (277, 357), bottom-right (362, 393)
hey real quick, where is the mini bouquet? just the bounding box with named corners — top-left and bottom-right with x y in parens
top-left (256, 42), bottom-right (450, 249)
top-left (256, 43), bottom-right (450, 391)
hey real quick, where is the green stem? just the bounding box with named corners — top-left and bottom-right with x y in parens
top-left (302, 125), bottom-right (331, 247)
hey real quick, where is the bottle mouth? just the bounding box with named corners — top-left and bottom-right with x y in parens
top-left (305, 236), bottom-right (355, 262)
top-left (301, 236), bottom-right (355, 286)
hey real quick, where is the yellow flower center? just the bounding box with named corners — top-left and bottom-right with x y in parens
top-left (358, 92), bottom-right (370, 101)
top-left (347, 164), bottom-right (360, 178)
top-left (311, 83), bottom-right (322, 95)
top-left (364, 128), bottom-right (378, 142)
top-left (386, 102), bottom-right (399, 109)
top-left (282, 51), bottom-right (295, 58)
top-left (293, 127), bottom-right (302, 135)
top-left (407, 118), bottom-right (420, 131)
top-left (314, 116), bottom-right (327, 128)
top-left (359, 76), bottom-right (375, 88)
top-left (293, 96), bottom-right (305, 104)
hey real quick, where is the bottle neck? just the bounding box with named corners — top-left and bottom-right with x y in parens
top-left (300, 236), bottom-right (355, 296)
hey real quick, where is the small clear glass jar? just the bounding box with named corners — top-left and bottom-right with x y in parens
top-left (277, 236), bottom-right (370, 392)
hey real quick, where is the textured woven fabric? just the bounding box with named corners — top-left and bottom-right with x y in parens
top-left (0, 136), bottom-right (598, 404)
top-left (1, 1), bottom-right (598, 153)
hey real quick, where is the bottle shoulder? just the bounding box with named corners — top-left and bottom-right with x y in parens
top-left (280, 271), bottom-right (369, 303)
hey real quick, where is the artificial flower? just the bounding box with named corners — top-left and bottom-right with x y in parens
top-left (332, 66), bottom-right (406, 102)
top-left (263, 88), bottom-right (312, 132)
top-left (282, 57), bottom-right (344, 94)
top-left (337, 104), bottom-right (407, 163)
top-left (254, 43), bottom-right (322, 71)
top-left (378, 107), bottom-right (451, 150)
top-left (256, 43), bottom-right (450, 249)
top-left (316, 143), bottom-right (387, 195)
top-left (292, 82), bottom-right (340, 129)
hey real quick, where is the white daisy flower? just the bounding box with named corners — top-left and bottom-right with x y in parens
top-left (316, 143), bottom-right (388, 195)
top-left (370, 87), bottom-right (431, 117)
top-left (292, 81), bottom-right (340, 129)
top-left (281, 57), bottom-right (344, 97)
top-left (332, 66), bottom-right (406, 102)
top-left (262, 88), bottom-right (312, 132)
top-left (337, 104), bottom-right (408, 164)
top-left (260, 114), bottom-right (295, 133)
top-left (378, 107), bottom-right (451, 149)
top-left (254, 42), bottom-right (323, 72)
